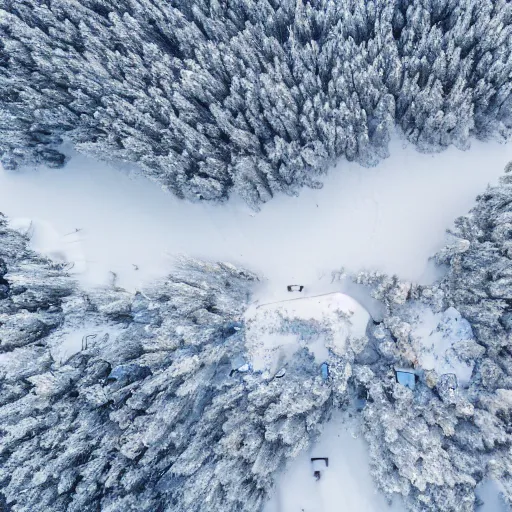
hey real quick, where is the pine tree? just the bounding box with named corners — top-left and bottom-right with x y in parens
top-left (352, 170), bottom-right (512, 509)
top-left (2, 0), bottom-right (511, 207)
top-left (0, 248), bottom-right (341, 512)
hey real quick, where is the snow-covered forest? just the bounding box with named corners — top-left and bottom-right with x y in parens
top-left (1, 0), bottom-right (512, 207)
top-left (2, 163), bottom-right (512, 511)
top-left (2, 1), bottom-right (512, 512)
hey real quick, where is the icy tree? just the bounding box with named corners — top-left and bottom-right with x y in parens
top-left (0, 213), bottom-right (76, 353)
top-left (0, 252), bottom-right (342, 512)
top-left (433, 170), bottom-right (512, 507)
top-left (5, 161), bottom-right (512, 511)
top-left (1, 0), bottom-right (511, 207)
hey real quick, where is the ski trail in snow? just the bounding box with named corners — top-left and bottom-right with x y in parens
top-left (254, 291), bottom-right (355, 309)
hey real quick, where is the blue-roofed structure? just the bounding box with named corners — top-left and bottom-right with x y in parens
top-left (395, 369), bottom-right (416, 390)
top-left (229, 355), bottom-right (252, 377)
top-left (320, 362), bottom-right (329, 381)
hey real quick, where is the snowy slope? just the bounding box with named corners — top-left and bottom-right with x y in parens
top-left (8, 218), bottom-right (87, 275)
top-left (0, 138), bottom-right (511, 293)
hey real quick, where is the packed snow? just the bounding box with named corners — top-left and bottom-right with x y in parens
top-left (245, 292), bottom-right (369, 371)
top-left (264, 413), bottom-right (406, 512)
top-left (0, 138), bottom-right (511, 295)
top-left (476, 480), bottom-right (510, 512)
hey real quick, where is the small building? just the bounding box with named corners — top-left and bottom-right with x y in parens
top-left (355, 384), bottom-right (368, 410)
top-left (223, 321), bottom-right (243, 338)
top-left (230, 355), bottom-right (252, 376)
top-left (395, 368), bottom-right (416, 390)
top-left (274, 367), bottom-right (286, 379)
top-left (320, 362), bottom-right (329, 381)
top-left (107, 363), bottom-right (152, 386)
top-left (311, 457), bottom-right (329, 481)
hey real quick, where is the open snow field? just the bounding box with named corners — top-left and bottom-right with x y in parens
top-left (1, 137), bottom-right (512, 511)
top-left (1, 137), bottom-right (511, 296)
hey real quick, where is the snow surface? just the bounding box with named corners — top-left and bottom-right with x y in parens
top-left (264, 412), bottom-right (507, 512)
top-left (48, 324), bottom-right (122, 365)
top-left (244, 292), bottom-right (369, 371)
top-left (476, 480), bottom-right (510, 512)
top-left (0, 138), bottom-right (511, 294)
top-left (264, 413), bottom-right (406, 512)
top-left (8, 217), bottom-right (87, 275)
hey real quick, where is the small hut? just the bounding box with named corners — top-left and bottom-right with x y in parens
top-left (395, 368), bottom-right (417, 390)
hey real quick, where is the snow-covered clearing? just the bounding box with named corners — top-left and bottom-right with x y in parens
top-left (245, 292), bottom-right (369, 371)
top-left (265, 412), bottom-right (504, 512)
top-left (1, 137), bottom-right (511, 511)
top-left (264, 413), bottom-right (406, 512)
top-left (410, 305), bottom-right (476, 385)
top-left (0, 138), bottom-right (511, 296)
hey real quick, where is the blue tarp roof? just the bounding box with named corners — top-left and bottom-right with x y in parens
top-left (396, 370), bottom-right (415, 390)
top-left (108, 363), bottom-right (151, 383)
top-left (320, 362), bottom-right (329, 380)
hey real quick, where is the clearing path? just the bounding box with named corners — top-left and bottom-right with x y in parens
top-left (1, 138), bottom-right (511, 291)
top-left (264, 413), bottom-right (406, 512)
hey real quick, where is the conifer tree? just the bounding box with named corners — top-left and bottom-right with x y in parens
top-left (1, 0), bottom-right (511, 207)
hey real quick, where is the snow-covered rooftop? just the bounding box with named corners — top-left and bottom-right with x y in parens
top-left (244, 292), bottom-right (369, 372)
